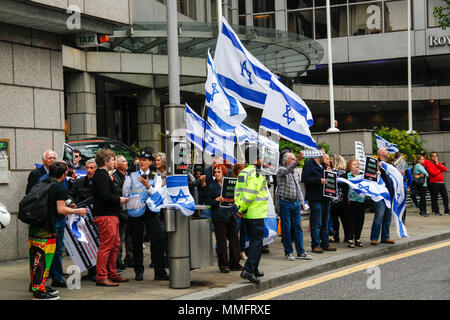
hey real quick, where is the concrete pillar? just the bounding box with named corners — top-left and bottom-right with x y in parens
top-left (66, 72), bottom-right (97, 140)
top-left (137, 89), bottom-right (162, 152)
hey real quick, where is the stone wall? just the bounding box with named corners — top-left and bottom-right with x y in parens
top-left (0, 23), bottom-right (65, 262)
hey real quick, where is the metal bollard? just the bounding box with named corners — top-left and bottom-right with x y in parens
top-left (167, 209), bottom-right (190, 289)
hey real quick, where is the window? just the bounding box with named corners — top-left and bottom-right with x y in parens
top-left (427, 0), bottom-right (443, 28)
top-left (384, 0), bottom-right (408, 32)
top-left (239, 15), bottom-right (246, 25)
top-left (178, 0), bottom-right (196, 20)
top-left (253, 13), bottom-right (276, 29)
top-left (287, 0), bottom-right (314, 9)
top-left (315, 6), bottom-right (348, 39)
top-left (239, 0), bottom-right (245, 15)
top-left (253, 0), bottom-right (275, 13)
top-left (288, 10), bottom-right (314, 38)
top-left (349, 2), bottom-right (382, 36)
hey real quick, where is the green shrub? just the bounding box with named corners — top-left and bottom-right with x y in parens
top-left (372, 126), bottom-right (426, 162)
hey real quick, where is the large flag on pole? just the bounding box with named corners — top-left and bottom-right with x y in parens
top-left (214, 17), bottom-right (275, 109)
top-left (380, 161), bottom-right (408, 238)
top-left (376, 135), bottom-right (399, 154)
top-left (185, 103), bottom-right (205, 151)
top-left (260, 77), bottom-right (317, 149)
top-left (204, 123), bottom-right (236, 164)
top-left (206, 49), bottom-right (247, 132)
top-left (235, 124), bottom-right (258, 145)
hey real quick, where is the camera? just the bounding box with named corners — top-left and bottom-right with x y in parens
top-left (141, 173), bottom-right (148, 180)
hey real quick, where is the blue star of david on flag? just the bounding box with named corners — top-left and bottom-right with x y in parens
top-left (357, 183), bottom-right (370, 193)
top-left (210, 83), bottom-right (219, 101)
top-left (240, 60), bottom-right (252, 85)
top-left (282, 105), bottom-right (296, 126)
top-left (170, 189), bottom-right (190, 203)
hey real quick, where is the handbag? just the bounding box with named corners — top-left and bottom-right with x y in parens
top-left (414, 175), bottom-right (425, 186)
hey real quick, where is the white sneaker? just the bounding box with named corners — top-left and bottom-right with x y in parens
top-left (297, 252), bottom-right (313, 260)
top-left (285, 253), bottom-right (295, 261)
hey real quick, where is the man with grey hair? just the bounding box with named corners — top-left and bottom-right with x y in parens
top-left (112, 155), bottom-right (133, 270)
top-left (26, 150), bottom-right (57, 194)
top-left (68, 158), bottom-right (97, 204)
top-left (276, 152), bottom-right (312, 261)
top-left (68, 158), bottom-right (97, 281)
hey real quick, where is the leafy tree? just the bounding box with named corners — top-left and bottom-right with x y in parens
top-left (433, 0), bottom-right (450, 29)
top-left (279, 138), bottom-right (329, 168)
top-left (372, 126), bottom-right (426, 163)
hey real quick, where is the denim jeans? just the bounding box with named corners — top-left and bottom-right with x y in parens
top-left (243, 218), bottom-right (264, 275)
top-left (370, 200), bottom-right (391, 241)
top-left (49, 217), bottom-right (65, 282)
top-left (309, 201), bottom-right (330, 250)
top-left (279, 200), bottom-right (306, 255)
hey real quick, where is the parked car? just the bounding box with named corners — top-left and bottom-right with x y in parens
top-left (66, 137), bottom-right (139, 169)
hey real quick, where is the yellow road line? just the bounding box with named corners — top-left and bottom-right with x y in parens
top-left (248, 241), bottom-right (450, 300)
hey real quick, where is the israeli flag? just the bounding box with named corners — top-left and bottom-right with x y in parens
top-left (204, 123), bottom-right (237, 164)
top-left (214, 17), bottom-right (275, 109)
top-left (147, 175), bottom-right (196, 217)
top-left (260, 77), bottom-right (317, 149)
top-left (337, 175), bottom-right (391, 209)
top-left (380, 162), bottom-right (408, 238)
top-left (206, 50), bottom-right (247, 132)
top-left (243, 192), bottom-right (278, 248)
top-left (67, 214), bottom-right (88, 243)
top-left (235, 124), bottom-right (258, 145)
top-left (376, 135), bottom-right (399, 154)
top-left (185, 103), bottom-right (205, 151)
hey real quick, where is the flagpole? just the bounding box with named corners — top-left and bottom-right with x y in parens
top-left (406, 0), bottom-right (414, 134)
top-left (326, 0), bottom-right (338, 133)
top-left (217, 0), bottom-right (222, 33)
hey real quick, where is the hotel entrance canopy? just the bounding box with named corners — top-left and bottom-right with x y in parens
top-left (108, 22), bottom-right (324, 78)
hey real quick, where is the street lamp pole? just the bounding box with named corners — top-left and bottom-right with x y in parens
top-left (326, 0), bottom-right (338, 133)
top-left (406, 0), bottom-right (414, 134)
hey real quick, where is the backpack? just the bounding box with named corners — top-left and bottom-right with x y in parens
top-left (18, 180), bottom-right (55, 225)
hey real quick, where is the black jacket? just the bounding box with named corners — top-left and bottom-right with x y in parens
top-left (68, 176), bottom-right (93, 204)
top-left (301, 158), bottom-right (329, 203)
top-left (92, 169), bottom-right (121, 217)
top-left (26, 166), bottom-right (48, 194)
top-left (204, 180), bottom-right (235, 224)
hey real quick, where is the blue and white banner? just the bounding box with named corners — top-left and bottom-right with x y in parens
top-left (214, 17), bottom-right (275, 109)
top-left (206, 50), bottom-right (247, 132)
top-left (380, 161), bottom-right (408, 238)
top-left (185, 103), bottom-right (205, 151)
top-left (204, 123), bottom-right (237, 164)
top-left (260, 77), bottom-right (317, 149)
top-left (235, 124), bottom-right (258, 145)
top-left (67, 214), bottom-right (88, 243)
top-left (337, 175), bottom-right (391, 209)
top-left (147, 175), bottom-right (196, 217)
top-left (375, 135), bottom-right (399, 154)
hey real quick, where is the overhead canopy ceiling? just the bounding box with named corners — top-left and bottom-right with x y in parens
top-left (105, 22), bottom-right (324, 78)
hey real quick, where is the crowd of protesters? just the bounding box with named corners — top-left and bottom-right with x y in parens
top-left (24, 143), bottom-right (448, 298)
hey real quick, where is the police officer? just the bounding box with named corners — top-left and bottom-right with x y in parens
top-left (234, 145), bottom-right (268, 285)
top-left (122, 148), bottom-right (169, 281)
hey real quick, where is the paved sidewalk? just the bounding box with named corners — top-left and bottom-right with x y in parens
top-left (1, 210), bottom-right (449, 300)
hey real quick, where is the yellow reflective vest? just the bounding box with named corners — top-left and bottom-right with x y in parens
top-left (234, 165), bottom-right (268, 219)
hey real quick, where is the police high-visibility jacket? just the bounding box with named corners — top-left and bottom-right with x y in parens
top-left (234, 164), bottom-right (268, 219)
